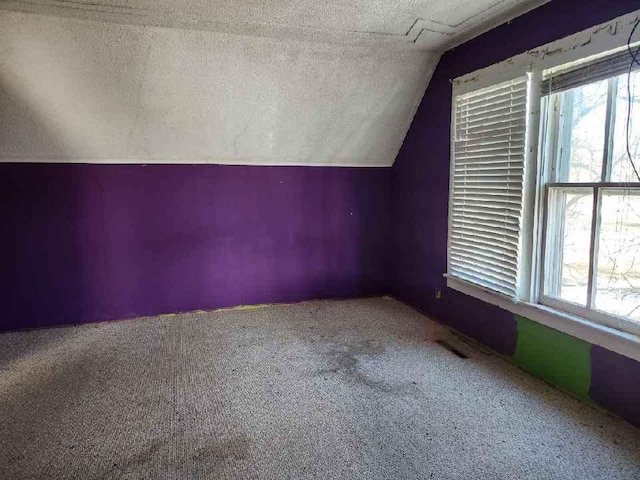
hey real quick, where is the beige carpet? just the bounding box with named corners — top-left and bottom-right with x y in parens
top-left (1, 297), bottom-right (639, 479)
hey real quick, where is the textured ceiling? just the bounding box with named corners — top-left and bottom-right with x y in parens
top-left (0, 0), bottom-right (550, 166)
top-left (0, 0), bottom-right (549, 51)
top-left (0, 12), bottom-right (437, 165)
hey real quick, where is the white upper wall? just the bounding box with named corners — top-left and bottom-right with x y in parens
top-left (0, 0), bottom-right (548, 166)
top-left (0, 12), bottom-right (437, 166)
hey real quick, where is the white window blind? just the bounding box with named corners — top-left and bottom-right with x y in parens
top-left (449, 76), bottom-right (529, 297)
top-left (542, 49), bottom-right (640, 95)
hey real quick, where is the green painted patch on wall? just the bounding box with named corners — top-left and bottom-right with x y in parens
top-left (514, 315), bottom-right (591, 400)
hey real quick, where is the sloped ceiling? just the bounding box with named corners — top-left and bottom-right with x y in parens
top-left (0, 0), bottom-right (548, 166)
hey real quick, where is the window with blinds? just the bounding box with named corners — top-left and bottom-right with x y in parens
top-left (448, 76), bottom-right (529, 298)
top-left (542, 49), bottom-right (640, 95)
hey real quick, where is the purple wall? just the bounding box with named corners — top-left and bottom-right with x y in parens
top-left (391, 0), bottom-right (640, 426)
top-left (1, 164), bottom-right (390, 331)
top-left (591, 346), bottom-right (640, 427)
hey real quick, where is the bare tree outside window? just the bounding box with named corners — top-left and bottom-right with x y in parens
top-left (542, 71), bottom-right (640, 323)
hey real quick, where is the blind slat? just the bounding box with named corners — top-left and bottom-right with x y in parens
top-left (450, 231), bottom-right (520, 252)
top-left (450, 260), bottom-right (518, 284)
top-left (457, 87), bottom-right (527, 108)
top-left (456, 126), bottom-right (527, 142)
top-left (450, 245), bottom-right (518, 268)
top-left (456, 91), bottom-right (527, 112)
top-left (457, 112), bottom-right (527, 133)
top-left (457, 102), bottom-right (528, 125)
top-left (451, 214), bottom-right (521, 230)
top-left (454, 135), bottom-right (526, 149)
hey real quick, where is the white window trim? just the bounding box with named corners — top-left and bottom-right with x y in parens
top-left (446, 275), bottom-right (640, 362)
top-left (447, 10), bottom-right (640, 362)
top-left (453, 11), bottom-right (640, 96)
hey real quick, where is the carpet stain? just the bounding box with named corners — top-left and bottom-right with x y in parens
top-left (102, 438), bottom-right (167, 478)
top-left (102, 435), bottom-right (250, 478)
top-left (101, 433), bottom-right (250, 477)
top-left (191, 433), bottom-right (250, 463)
top-left (316, 340), bottom-right (417, 395)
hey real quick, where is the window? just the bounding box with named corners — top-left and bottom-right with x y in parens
top-left (540, 61), bottom-right (640, 333)
top-left (448, 37), bottom-right (640, 339)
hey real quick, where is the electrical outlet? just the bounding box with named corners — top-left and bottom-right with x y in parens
top-left (435, 288), bottom-right (442, 300)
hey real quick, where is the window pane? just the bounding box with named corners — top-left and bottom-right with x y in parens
top-left (558, 81), bottom-right (608, 182)
top-left (611, 70), bottom-right (640, 182)
top-left (594, 190), bottom-right (640, 321)
top-left (544, 188), bottom-right (593, 306)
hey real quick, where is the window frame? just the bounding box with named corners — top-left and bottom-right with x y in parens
top-left (536, 73), bottom-right (640, 337)
top-left (446, 10), bottom-right (640, 360)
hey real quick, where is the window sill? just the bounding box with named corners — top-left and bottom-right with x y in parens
top-left (445, 275), bottom-right (640, 362)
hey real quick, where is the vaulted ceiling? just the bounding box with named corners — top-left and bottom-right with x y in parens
top-left (0, 0), bottom-right (549, 166)
top-left (1, 0), bottom-right (548, 51)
